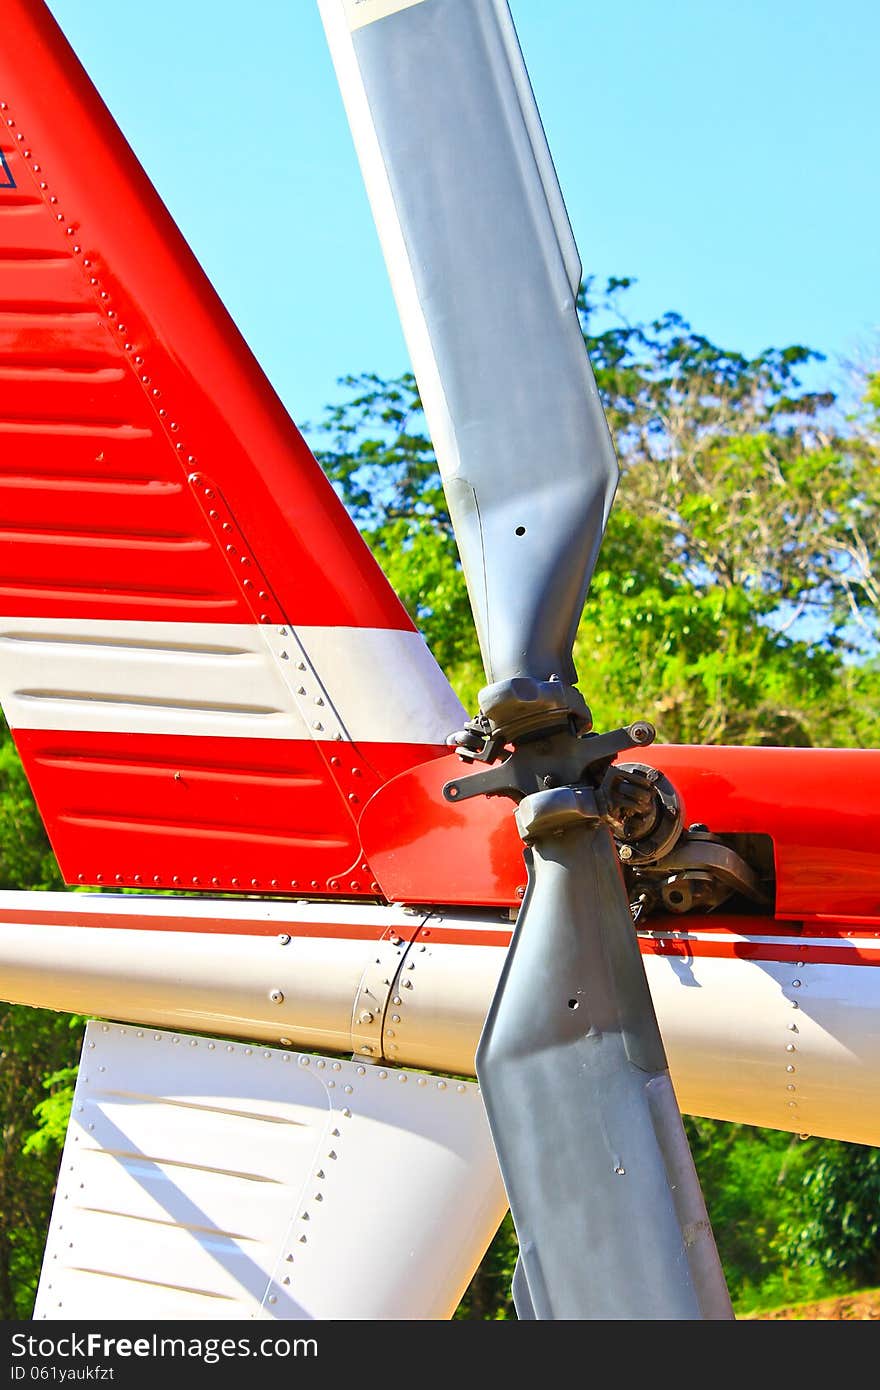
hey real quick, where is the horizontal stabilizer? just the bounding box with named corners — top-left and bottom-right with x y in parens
top-left (35, 1021), bottom-right (507, 1319)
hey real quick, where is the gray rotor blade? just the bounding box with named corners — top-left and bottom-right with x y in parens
top-left (477, 820), bottom-right (733, 1319)
top-left (319, 0), bottom-right (617, 686)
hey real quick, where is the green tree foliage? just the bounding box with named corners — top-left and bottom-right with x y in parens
top-left (779, 1144), bottom-right (880, 1287)
top-left (312, 280), bottom-right (880, 745)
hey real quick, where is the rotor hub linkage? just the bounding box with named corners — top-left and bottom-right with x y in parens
top-left (444, 696), bottom-right (664, 852)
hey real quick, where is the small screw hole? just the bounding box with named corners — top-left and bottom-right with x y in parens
top-left (568, 998), bottom-right (579, 1010)
top-left (515, 526), bottom-right (526, 537)
top-left (668, 891), bottom-right (684, 905)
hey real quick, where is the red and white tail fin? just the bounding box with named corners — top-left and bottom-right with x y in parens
top-left (0, 1), bottom-right (463, 897)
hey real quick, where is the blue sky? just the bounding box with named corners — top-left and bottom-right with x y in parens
top-left (46, 0), bottom-right (879, 433)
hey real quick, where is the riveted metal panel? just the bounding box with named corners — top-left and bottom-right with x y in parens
top-left (35, 1022), bottom-right (507, 1320)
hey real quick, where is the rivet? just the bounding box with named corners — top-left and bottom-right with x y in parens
top-left (315, 1060), bottom-right (325, 1069)
top-left (786, 1064), bottom-right (796, 1073)
top-left (614, 1164), bottom-right (626, 1176)
top-left (190, 1040), bottom-right (198, 1048)
top-left (280, 1039), bottom-right (292, 1048)
top-left (787, 1084), bottom-right (797, 1091)
top-left (786, 1043), bottom-right (796, 1052)
top-left (457, 1084), bottom-right (466, 1093)
top-left (356, 1066), bottom-right (366, 1076)
top-left (403, 980), bottom-right (413, 989)
top-left (245, 1047), bottom-right (252, 1056)
top-left (390, 935), bottom-right (401, 946)
top-left (269, 989), bottom-right (284, 1004)
top-left (386, 1029), bottom-right (395, 1039)
top-left (343, 1084), bottom-right (353, 1095)
top-left (417, 1077), bottom-right (427, 1087)
top-left (791, 980), bottom-right (802, 989)
top-left (788, 1101), bottom-right (798, 1108)
top-left (300, 1056), bottom-right (310, 1066)
top-left (358, 1010), bottom-right (374, 1025)
top-left (391, 1014), bottom-right (400, 1023)
top-left (87, 1041), bottom-right (95, 1050)
top-left (378, 1070), bottom-right (387, 1080)
top-left (342, 1107), bottom-right (351, 1118)
top-left (393, 996), bottom-right (402, 1006)
top-left (796, 961), bottom-right (805, 968)
top-left (437, 1081), bottom-right (446, 1091)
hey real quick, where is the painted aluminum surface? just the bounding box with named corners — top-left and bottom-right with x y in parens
top-left (0, 1), bottom-right (463, 896)
top-left (3, 893), bottom-right (880, 1147)
top-left (35, 1022), bottom-right (506, 1320)
top-left (321, 0), bottom-right (617, 689)
top-left (359, 745), bottom-right (880, 919)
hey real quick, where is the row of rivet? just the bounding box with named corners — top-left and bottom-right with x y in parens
top-left (72, 870), bottom-right (384, 895)
top-left (784, 958), bottom-right (811, 1140)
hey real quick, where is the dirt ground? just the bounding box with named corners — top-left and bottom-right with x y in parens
top-left (748, 1289), bottom-right (880, 1320)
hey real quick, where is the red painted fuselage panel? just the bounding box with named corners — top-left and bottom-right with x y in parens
top-left (359, 745), bottom-right (880, 922)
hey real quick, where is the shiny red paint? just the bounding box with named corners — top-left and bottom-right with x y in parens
top-left (358, 752), bottom-right (528, 907)
top-left (360, 746), bottom-right (880, 923)
top-left (0, 2), bottom-right (411, 632)
top-left (13, 727), bottom-right (439, 895)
